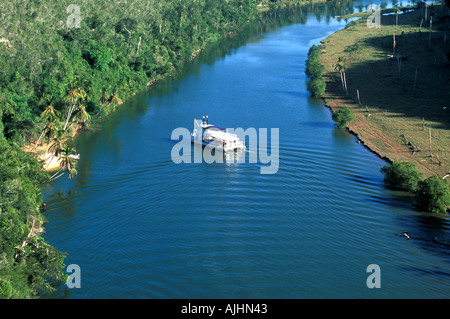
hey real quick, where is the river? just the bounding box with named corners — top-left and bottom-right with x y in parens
top-left (42, 0), bottom-right (450, 298)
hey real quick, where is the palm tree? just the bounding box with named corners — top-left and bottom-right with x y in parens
top-left (59, 146), bottom-right (78, 179)
top-left (64, 87), bottom-right (87, 130)
top-left (333, 57), bottom-right (348, 95)
top-left (50, 145), bottom-right (79, 180)
top-left (43, 117), bottom-right (59, 154)
top-left (70, 104), bottom-right (91, 128)
top-left (110, 92), bottom-right (122, 106)
top-left (47, 128), bottom-right (69, 158)
top-left (34, 105), bottom-right (61, 149)
top-left (40, 104), bottom-right (61, 122)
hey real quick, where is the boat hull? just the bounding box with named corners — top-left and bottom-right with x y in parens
top-left (191, 136), bottom-right (245, 152)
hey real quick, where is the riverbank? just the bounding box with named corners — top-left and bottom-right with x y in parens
top-left (319, 4), bottom-right (450, 178)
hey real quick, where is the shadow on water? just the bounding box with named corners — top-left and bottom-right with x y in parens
top-left (395, 212), bottom-right (450, 263)
top-left (265, 89), bottom-right (312, 99)
top-left (299, 120), bottom-right (337, 128)
top-left (400, 265), bottom-right (450, 280)
top-left (348, 173), bottom-right (385, 188)
top-left (307, 96), bottom-right (327, 107)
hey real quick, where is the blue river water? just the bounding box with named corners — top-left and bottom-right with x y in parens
top-left (42, 1), bottom-right (450, 298)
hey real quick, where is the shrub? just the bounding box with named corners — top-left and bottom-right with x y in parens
top-left (344, 43), bottom-right (359, 52)
top-left (415, 175), bottom-right (450, 213)
top-left (332, 107), bottom-right (355, 128)
top-left (305, 44), bottom-right (326, 98)
top-left (306, 60), bottom-right (325, 79)
top-left (380, 161), bottom-right (422, 192)
top-left (305, 45), bottom-right (323, 77)
top-left (307, 77), bottom-right (326, 97)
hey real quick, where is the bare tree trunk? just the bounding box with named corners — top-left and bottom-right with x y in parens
top-left (429, 127), bottom-right (432, 157)
top-left (33, 126), bottom-right (46, 150)
top-left (436, 153), bottom-right (442, 166)
top-left (429, 16), bottom-right (433, 48)
top-left (396, 13), bottom-right (398, 32)
top-left (50, 168), bottom-right (64, 181)
top-left (414, 67), bottom-right (418, 95)
top-left (15, 217), bottom-right (37, 257)
top-left (356, 89), bottom-right (361, 107)
top-left (393, 32), bottom-right (396, 55)
top-left (64, 104), bottom-right (76, 131)
top-left (124, 27), bottom-right (132, 44)
top-left (419, 18), bottom-right (423, 32)
top-left (136, 36), bottom-right (142, 55)
top-left (343, 71), bottom-right (348, 96)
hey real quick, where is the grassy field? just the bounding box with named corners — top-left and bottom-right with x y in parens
top-left (319, 4), bottom-right (450, 178)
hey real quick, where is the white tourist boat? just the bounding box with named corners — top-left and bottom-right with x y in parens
top-left (191, 116), bottom-right (246, 152)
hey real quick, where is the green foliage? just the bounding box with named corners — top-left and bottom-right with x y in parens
top-left (415, 176), bottom-right (450, 213)
top-left (305, 44), bottom-right (326, 97)
top-left (380, 160), bottom-right (422, 192)
top-left (0, 0), bottom-right (258, 141)
top-left (0, 279), bottom-right (13, 299)
top-left (332, 106), bottom-right (354, 128)
top-left (344, 43), bottom-right (360, 52)
top-left (381, 161), bottom-right (450, 213)
top-left (0, 138), bottom-right (67, 298)
top-left (307, 78), bottom-right (326, 97)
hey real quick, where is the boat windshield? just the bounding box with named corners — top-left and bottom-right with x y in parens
top-left (205, 125), bottom-right (226, 131)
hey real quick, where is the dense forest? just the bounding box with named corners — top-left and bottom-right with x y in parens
top-left (0, 0), bottom-right (258, 299)
top-left (0, 0), bottom-right (257, 143)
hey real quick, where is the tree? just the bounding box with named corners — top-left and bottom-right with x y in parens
top-left (394, 6), bottom-right (401, 31)
top-left (63, 87), bottom-right (87, 131)
top-left (307, 77), bottom-right (326, 97)
top-left (332, 106), bottom-right (354, 128)
top-left (34, 105), bottom-right (61, 149)
top-left (43, 117), bottom-right (59, 155)
top-left (110, 93), bottom-right (122, 106)
top-left (306, 44), bottom-right (326, 97)
top-left (40, 105), bottom-right (60, 122)
top-left (415, 176), bottom-right (450, 213)
top-left (59, 146), bottom-right (79, 179)
top-left (333, 57), bottom-right (348, 95)
top-left (71, 105), bottom-right (91, 127)
top-left (305, 45), bottom-right (324, 78)
top-left (380, 160), bottom-right (422, 192)
top-left (47, 128), bottom-right (69, 158)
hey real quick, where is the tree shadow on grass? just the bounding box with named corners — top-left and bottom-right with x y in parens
top-left (326, 8), bottom-right (450, 131)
